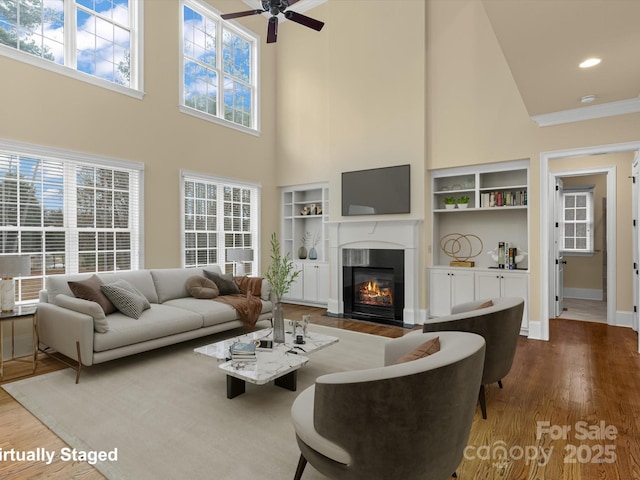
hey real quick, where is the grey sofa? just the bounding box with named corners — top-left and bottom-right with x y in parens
top-left (291, 331), bottom-right (486, 480)
top-left (37, 266), bottom-right (273, 381)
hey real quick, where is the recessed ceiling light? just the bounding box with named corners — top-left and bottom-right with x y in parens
top-left (579, 58), bottom-right (601, 68)
top-left (581, 95), bottom-right (596, 104)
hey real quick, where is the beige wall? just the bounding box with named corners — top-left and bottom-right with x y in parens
top-left (0, 0), bottom-right (280, 270)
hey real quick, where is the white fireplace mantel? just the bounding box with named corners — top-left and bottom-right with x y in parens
top-left (327, 219), bottom-right (425, 325)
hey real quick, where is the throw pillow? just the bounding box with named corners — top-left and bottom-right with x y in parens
top-left (395, 337), bottom-right (441, 364)
top-left (101, 284), bottom-right (147, 319)
top-left (68, 274), bottom-right (116, 315)
top-left (106, 279), bottom-right (151, 310)
top-left (203, 270), bottom-right (241, 296)
top-left (186, 276), bottom-right (220, 299)
top-left (475, 300), bottom-right (494, 310)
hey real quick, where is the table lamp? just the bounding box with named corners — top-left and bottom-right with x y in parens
top-left (226, 249), bottom-right (254, 277)
top-left (0, 255), bottom-right (30, 312)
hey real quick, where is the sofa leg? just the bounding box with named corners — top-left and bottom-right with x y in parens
top-left (294, 454), bottom-right (307, 480)
top-left (75, 341), bottom-right (82, 384)
top-left (478, 384), bottom-right (487, 419)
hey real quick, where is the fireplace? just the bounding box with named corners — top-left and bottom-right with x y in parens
top-left (343, 249), bottom-right (404, 325)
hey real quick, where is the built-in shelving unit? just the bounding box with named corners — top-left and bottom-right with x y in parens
top-left (429, 160), bottom-right (530, 333)
top-left (281, 183), bottom-right (329, 306)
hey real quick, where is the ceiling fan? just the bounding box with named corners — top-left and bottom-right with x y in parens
top-left (221, 0), bottom-right (325, 44)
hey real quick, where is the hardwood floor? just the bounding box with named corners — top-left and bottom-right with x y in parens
top-left (1, 306), bottom-right (639, 479)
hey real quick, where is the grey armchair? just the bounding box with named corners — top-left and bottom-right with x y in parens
top-left (290, 331), bottom-right (486, 480)
top-left (422, 296), bottom-right (524, 419)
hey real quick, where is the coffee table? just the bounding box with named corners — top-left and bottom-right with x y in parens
top-left (194, 327), bottom-right (339, 399)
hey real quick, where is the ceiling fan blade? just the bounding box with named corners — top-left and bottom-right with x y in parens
top-left (221, 9), bottom-right (264, 20)
top-left (284, 11), bottom-right (324, 32)
top-left (267, 16), bottom-right (278, 43)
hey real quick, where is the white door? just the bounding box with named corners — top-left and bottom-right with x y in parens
top-left (555, 177), bottom-right (565, 317)
top-left (633, 153), bottom-right (640, 351)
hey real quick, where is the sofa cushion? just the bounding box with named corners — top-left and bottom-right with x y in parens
top-left (68, 275), bottom-right (116, 315)
top-left (93, 304), bottom-right (204, 352)
top-left (203, 270), bottom-right (241, 295)
top-left (186, 276), bottom-right (219, 299)
top-left (101, 284), bottom-right (149, 319)
top-left (53, 294), bottom-right (110, 333)
top-left (150, 268), bottom-right (211, 303)
top-left (395, 337), bottom-right (440, 364)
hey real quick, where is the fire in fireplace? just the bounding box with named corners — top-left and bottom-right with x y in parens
top-left (343, 249), bottom-right (404, 326)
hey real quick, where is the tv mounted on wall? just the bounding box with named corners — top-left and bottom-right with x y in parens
top-left (342, 164), bottom-right (411, 216)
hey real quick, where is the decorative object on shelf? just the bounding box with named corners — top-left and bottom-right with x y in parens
top-left (0, 255), bottom-right (30, 313)
top-left (309, 204), bottom-right (317, 215)
top-left (300, 206), bottom-right (310, 215)
top-left (298, 232), bottom-right (310, 259)
top-left (308, 232), bottom-right (320, 260)
top-left (264, 233), bottom-right (301, 343)
top-left (226, 248), bottom-right (253, 276)
top-left (444, 197), bottom-right (456, 210)
top-left (440, 233), bottom-right (483, 267)
top-left (487, 245), bottom-right (527, 269)
top-left (457, 196), bottom-right (470, 209)
top-left (315, 205), bottom-right (322, 215)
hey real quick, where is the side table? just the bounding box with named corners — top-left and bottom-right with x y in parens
top-left (0, 304), bottom-right (38, 380)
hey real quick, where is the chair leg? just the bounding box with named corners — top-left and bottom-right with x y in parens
top-left (294, 454), bottom-right (307, 480)
top-left (498, 379), bottom-right (503, 389)
top-left (478, 384), bottom-right (487, 419)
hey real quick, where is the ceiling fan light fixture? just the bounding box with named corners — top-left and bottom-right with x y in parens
top-left (579, 57), bottom-right (601, 68)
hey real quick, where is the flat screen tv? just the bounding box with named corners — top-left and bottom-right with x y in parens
top-left (342, 164), bottom-right (410, 216)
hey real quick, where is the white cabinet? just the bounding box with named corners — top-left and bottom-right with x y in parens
top-left (429, 268), bottom-right (475, 317)
top-left (303, 263), bottom-right (329, 303)
top-left (475, 271), bottom-right (529, 330)
top-left (285, 262), bottom-right (305, 301)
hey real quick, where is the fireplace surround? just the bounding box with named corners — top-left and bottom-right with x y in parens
top-left (327, 219), bottom-right (424, 326)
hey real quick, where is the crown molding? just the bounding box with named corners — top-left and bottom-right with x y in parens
top-left (531, 97), bottom-right (640, 127)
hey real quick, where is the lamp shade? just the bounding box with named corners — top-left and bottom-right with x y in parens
top-left (226, 249), bottom-right (254, 262)
top-left (0, 255), bottom-right (30, 278)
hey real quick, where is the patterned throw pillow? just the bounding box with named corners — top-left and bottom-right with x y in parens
top-left (101, 284), bottom-right (147, 319)
top-left (203, 270), bottom-right (241, 296)
top-left (107, 279), bottom-right (151, 310)
top-left (395, 337), bottom-right (441, 364)
top-left (68, 274), bottom-right (116, 315)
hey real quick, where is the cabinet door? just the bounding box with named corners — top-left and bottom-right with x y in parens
top-left (450, 271), bottom-right (475, 308)
top-left (429, 269), bottom-right (453, 317)
top-left (285, 262), bottom-right (305, 300)
top-left (475, 272), bottom-right (503, 300)
top-left (315, 263), bottom-right (329, 303)
top-left (302, 263), bottom-right (329, 304)
top-left (501, 273), bottom-right (528, 329)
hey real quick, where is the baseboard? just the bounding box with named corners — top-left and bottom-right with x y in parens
top-left (563, 288), bottom-right (603, 301)
top-left (615, 311), bottom-right (634, 328)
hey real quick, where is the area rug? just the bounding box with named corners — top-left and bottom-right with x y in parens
top-left (3, 325), bottom-right (388, 480)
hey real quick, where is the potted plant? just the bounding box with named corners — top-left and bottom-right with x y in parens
top-left (457, 196), bottom-right (470, 209)
top-left (444, 196), bottom-right (457, 209)
top-left (264, 232), bottom-right (301, 342)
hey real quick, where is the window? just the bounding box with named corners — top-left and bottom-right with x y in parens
top-left (0, 139), bottom-right (143, 303)
top-left (0, 0), bottom-right (142, 96)
top-left (562, 187), bottom-right (594, 254)
top-left (181, 171), bottom-right (259, 274)
top-left (180, 0), bottom-right (258, 134)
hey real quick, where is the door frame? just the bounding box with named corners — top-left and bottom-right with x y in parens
top-left (539, 141), bottom-right (640, 341)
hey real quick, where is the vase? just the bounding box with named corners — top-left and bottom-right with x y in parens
top-left (308, 247), bottom-right (318, 260)
top-left (273, 301), bottom-right (285, 343)
top-left (298, 246), bottom-right (308, 259)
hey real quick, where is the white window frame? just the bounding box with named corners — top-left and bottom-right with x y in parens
top-left (179, 0), bottom-right (260, 136)
top-left (0, 0), bottom-right (144, 99)
top-left (561, 186), bottom-right (595, 256)
top-left (0, 138), bottom-right (144, 304)
top-left (180, 170), bottom-right (260, 274)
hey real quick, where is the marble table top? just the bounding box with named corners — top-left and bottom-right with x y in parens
top-left (194, 326), bottom-right (339, 385)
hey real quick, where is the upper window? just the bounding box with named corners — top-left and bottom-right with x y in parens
top-left (0, 0), bottom-right (142, 95)
top-left (180, 0), bottom-right (259, 134)
top-left (562, 187), bottom-right (594, 254)
top-left (0, 139), bottom-right (143, 304)
top-left (181, 170), bottom-right (260, 275)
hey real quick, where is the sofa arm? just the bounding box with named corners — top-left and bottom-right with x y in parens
top-left (37, 302), bottom-right (96, 366)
